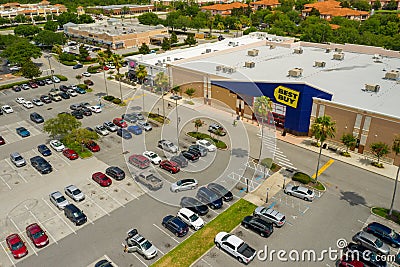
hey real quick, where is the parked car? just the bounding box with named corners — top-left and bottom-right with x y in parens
top-left (207, 183), bottom-right (233, 202)
top-left (181, 150), bottom-right (199, 162)
top-left (16, 97), bottom-right (25, 104)
top-left (28, 81), bottom-right (38, 88)
top-left (158, 140), bottom-right (178, 153)
top-left (64, 204), bottom-right (87, 226)
top-left (117, 128), bottom-right (132, 139)
top-left (84, 79), bottom-right (94, 86)
top-left (121, 113), bottom-right (137, 123)
top-left (95, 260), bottom-right (113, 267)
top-left (6, 234), bottom-right (28, 259)
top-left (159, 160), bottom-right (180, 174)
top-left (177, 208), bottom-right (204, 230)
top-left (129, 154), bottom-right (150, 169)
top-left (49, 191), bottom-right (69, 209)
top-left (127, 125), bottom-right (142, 135)
top-left (30, 112), bottom-right (44, 123)
top-left (196, 187), bottom-right (223, 209)
top-left (337, 256), bottom-right (366, 267)
top-left (63, 149), bottom-right (79, 160)
top-left (214, 232), bottom-right (256, 264)
top-left (242, 216), bottom-right (274, 237)
top-left (40, 95), bottom-right (52, 104)
top-left (0, 136), bottom-right (4, 145)
top-left (253, 207), bottom-right (286, 227)
top-left (106, 166), bottom-right (125, 180)
top-left (189, 145), bottom-right (207, 157)
top-left (16, 127), bottom-right (30, 137)
top-left (353, 231), bottom-right (390, 255)
top-left (92, 172), bottom-right (112, 187)
top-left (38, 144), bottom-right (52, 157)
top-left (95, 125), bottom-right (109, 136)
top-left (36, 80), bottom-right (45, 86)
top-left (132, 112), bottom-right (144, 120)
top-left (2, 105), bottom-right (14, 114)
top-left (60, 84), bottom-right (69, 92)
top-left (196, 139), bottom-right (217, 152)
top-left (162, 215), bottom-right (189, 237)
top-left (81, 107), bottom-right (92, 116)
top-left (50, 140), bottom-right (65, 152)
top-left (344, 242), bottom-right (387, 267)
top-left (30, 156), bottom-right (52, 174)
top-left (59, 91), bottom-right (70, 99)
top-left (366, 222), bottom-right (400, 248)
top-left (180, 196), bottom-right (209, 216)
top-left (67, 89), bottom-right (78, 97)
top-left (64, 184), bottom-right (85, 202)
top-left (170, 155), bottom-right (188, 168)
top-left (104, 121), bottom-right (118, 132)
top-left (73, 63), bottom-right (83, 69)
top-left (113, 118), bottom-right (127, 128)
top-left (171, 178), bottom-right (198, 192)
top-left (75, 87), bottom-right (86, 94)
top-left (85, 140), bottom-right (100, 152)
top-left (70, 103), bottom-right (81, 110)
top-left (12, 86), bottom-right (21, 92)
top-left (82, 72), bottom-right (91, 77)
top-left (137, 121), bottom-right (152, 131)
top-left (10, 152), bottom-right (26, 167)
top-left (135, 171), bottom-right (163, 190)
top-left (89, 105), bottom-right (102, 113)
top-left (208, 123), bottom-right (226, 136)
top-left (143, 151), bottom-right (162, 165)
top-left (32, 98), bottom-right (44, 106)
top-left (49, 91), bottom-right (62, 101)
top-left (124, 228), bottom-right (158, 260)
top-left (284, 184), bottom-right (315, 201)
top-left (26, 223), bottom-right (49, 248)
top-left (22, 101), bottom-right (34, 109)
top-left (21, 83), bottom-right (30, 90)
top-left (52, 76), bottom-right (61, 83)
top-left (71, 109), bottom-right (84, 119)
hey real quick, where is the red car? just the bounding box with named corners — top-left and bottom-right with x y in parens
top-left (29, 81), bottom-right (38, 88)
top-left (103, 66), bottom-right (109, 70)
top-left (26, 223), bottom-right (49, 248)
top-left (6, 234), bottom-right (28, 259)
top-left (159, 160), bottom-right (180, 174)
top-left (338, 257), bottom-right (364, 267)
top-left (63, 149), bottom-right (79, 160)
top-left (85, 140), bottom-right (100, 152)
top-left (92, 172), bottom-right (112, 187)
top-left (113, 118), bottom-right (127, 128)
top-left (0, 136), bottom-right (5, 145)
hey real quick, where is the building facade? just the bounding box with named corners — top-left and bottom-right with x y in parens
top-left (302, 0), bottom-right (370, 21)
top-left (0, 1), bottom-right (67, 19)
top-left (86, 4), bottom-right (154, 15)
top-left (201, 2), bottom-right (249, 16)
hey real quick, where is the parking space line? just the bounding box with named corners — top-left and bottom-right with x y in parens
top-left (87, 179), bottom-right (125, 208)
top-left (4, 159), bottom-right (28, 183)
top-left (0, 174), bottom-right (12, 190)
top-left (85, 194), bottom-right (110, 216)
top-left (24, 205), bottom-right (58, 245)
top-left (53, 152), bottom-right (71, 166)
top-left (115, 184), bottom-right (138, 200)
top-left (0, 241), bottom-right (15, 267)
top-left (201, 258), bottom-right (213, 267)
top-left (152, 224), bottom-right (179, 244)
top-left (8, 217), bottom-right (38, 256)
top-left (41, 197), bottom-right (76, 235)
top-left (131, 251), bottom-right (148, 267)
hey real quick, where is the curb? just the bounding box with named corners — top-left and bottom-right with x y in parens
top-left (184, 132), bottom-right (229, 151)
top-left (370, 207), bottom-right (400, 227)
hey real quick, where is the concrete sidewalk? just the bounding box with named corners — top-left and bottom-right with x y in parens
top-left (243, 172), bottom-right (286, 206)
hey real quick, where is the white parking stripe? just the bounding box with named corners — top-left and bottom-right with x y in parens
top-left (8, 217), bottom-right (37, 256)
top-left (24, 205), bottom-right (58, 245)
top-left (84, 194), bottom-right (110, 216)
top-left (201, 258), bottom-right (213, 267)
top-left (41, 197), bottom-right (76, 235)
top-left (53, 151), bottom-right (71, 166)
top-left (152, 223), bottom-right (179, 244)
top-left (115, 184), bottom-right (138, 200)
top-left (0, 241), bottom-right (15, 267)
top-left (87, 179), bottom-right (125, 208)
top-left (131, 250), bottom-right (148, 267)
top-left (4, 159), bottom-right (28, 183)
top-left (0, 175), bottom-right (12, 190)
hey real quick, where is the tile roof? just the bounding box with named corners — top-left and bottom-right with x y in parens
top-left (201, 2), bottom-right (248, 11)
top-left (250, 0), bottom-right (280, 6)
top-left (303, 0), bottom-right (369, 17)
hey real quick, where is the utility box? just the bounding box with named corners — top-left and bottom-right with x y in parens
top-left (364, 84), bottom-right (380, 92)
top-left (385, 70), bottom-right (400, 80)
top-left (247, 49), bottom-right (259, 56)
top-left (244, 61), bottom-right (255, 68)
top-left (314, 61), bottom-right (326, 67)
top-left (333, 53), bottom-right (344, 60)
top-left (288, 68), bottom-right (303, 77)
top-left (335, 48), bottom-right (343, 52)
top-left (293, 48), bottom-right (303, 54)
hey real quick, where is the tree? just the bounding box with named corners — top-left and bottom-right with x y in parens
top-left (389, 135), bottom-right (400, 216)
top-left (52, 44), bottom-right (63, 56)
top-left (254, 96), bottom-right (272, 176)
top-left (341, 133), bottom-right (356, 153)
top-left (184, 34), bottom-right (197, 47)
top-left (44, 20), bottom-right (59, 32)
top-left (383, 0), bottom-right (397, 9)
top-left (43, 113), bottom-right (82, 139)
top-left (20, 60), bottom-right (42, 80)
top-left (79, 44), bottom-right (89, 61)
top-left (138, 12), bottom-right (160, 25)
top-left (64, 128), bottom-right (99, 153)
top-left (96, 51), bottom-right (110, 96)
top-left (193, 119), bottom-right (204, 132)
top-left (34, 31), bottom-right (66, 46)
top-left (135, 65), bottom-right (148, 111)
top-left (75, 74), bottom-right (82, 84)
top-left (184, 88), bottom-right (196, 99)
top-left (155, 71), bottom-right (169, 121)
top-left (353, 0), bottom-right (371, 11)
top-left (56, 12), bottom-right (79, 26)
top-left (1, 39), bottom-right (42, 65)
top-left (170, 32), bottom-right (178, 44)
top-left (171, 85), bottom-right (181, 95)
top-left (138, 43), bottom-right (150, 54)
top-left (78, 14), bottom-right (94, 24)
top-left (372, 0), bottom-right (381, 9)
top-left (33, 15), bottom-right (45, 22)
top-left (310, 115), bottom-right (336, 181)
top-left (14, 14), bottom-right (27, 23)
top-left (217, 22), bottom-right (225, 33)
top-left (111, 53), bottom-right (124, 101)
top-left (370, 142), bottom-right (389, 164)
top-left (14, 25), bottom-right (40, 37)
top-left (161, 37), bottom-right (171, 51)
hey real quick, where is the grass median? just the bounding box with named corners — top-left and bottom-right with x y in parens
top-left (152, 198), bottom-right (256, 267)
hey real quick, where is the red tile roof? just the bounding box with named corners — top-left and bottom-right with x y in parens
top-left (303, 0), bottom-right (369, 17)
top-left (250, 0), bottom-right (280, 6)
top-left (202, 2), bottom-right (248, 11)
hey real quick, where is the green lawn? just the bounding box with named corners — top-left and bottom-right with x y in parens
top-left (64, 142), bottom-right (92, 158)
top-left (187, 132), bottom-right (227, 149)
top-left (152, 199), bottom-right (256, 267)
top-left (372, 207), bottom-right (400, 225)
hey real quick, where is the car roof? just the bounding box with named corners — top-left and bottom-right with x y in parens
top-left (358, 231), bottom-right (377, 240)
top-left (10, 152), bottom-right (22, 157)
top-left (65, 204), bottom-right (79, 211)
top-left (225, 234), bottom-right (243, 246)
top-left (179, 207), bottom-right (194, 216)
top-left (368, 222), bottom-right (392, 232)
top-left (50, 191), bottom-right (63, 198)
top-left (26, 223), bottom-right (41, 232)
top-left (261, 207), bottom-right (284, 219)
top-left (65, 184), bottom-right (78, 190)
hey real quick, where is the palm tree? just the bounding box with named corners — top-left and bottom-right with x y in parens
top-left (389, 135), bottom-right (400, 216)
top-left (216, 22), bottom-right (224, 33)
top-left (52, 44), bottom-right (63, 56)
top-left (311, 115), bottom-right (336, 181)
top-left (96, 51), bottom-right (110, 96)
top-left (154, 72), bottom-right (169, 122)
top-left (193, 119), bottom-right (204, 132)
top-left (111, 53), bottom-right (124, 101)
top-left (135, 65), bottom-right (148, 111)
top-left (254, 96), bottom-right (272, 176)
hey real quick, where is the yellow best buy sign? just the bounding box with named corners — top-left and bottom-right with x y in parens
top-left (274, 86), bottom-right (300, 108)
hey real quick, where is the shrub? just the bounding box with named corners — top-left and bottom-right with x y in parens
top-left (340, 151), bottom-right (351, 157)
top-left (55, 75), bottom-right (68, 81)
top-left (187, 132), bottom-right (227, 149)
top-left (77, 84), bottom-right (88, 89)
top-left (60, 60), bottom-right (78, 66)
top-left (112, 98), bottom-right (122, 104)
top-left (103, 95), bottom-right (115, 101)
top-left (87, 65), bottom-right (101, 73)
top-left (372, 162), bottom-right (384, 168)
top-left (260, 158), bottom-right (273, 168)
top-left (292, 172), bottom-right (312, 184)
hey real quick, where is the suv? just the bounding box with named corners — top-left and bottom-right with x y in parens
top-left (366, 222), bottom-right (400, 248)
top-left (64, 204), bottom-right (87, 226)
top-left (49, 91), bottom-right (62, 102)
top-left (129, 154), bottom-right (150, 169)
top-left (352, 231), bottom-right (390, 255)
top-left (30, 112), bottom-right (44, 123)
top-left (253, 207), bottom-right (286, 227)
top-left (124, 228), bottom-right (158, 260)
top-left (171, 155), bottom-right (188, 168)
top-left (106, 166), bottom-right (125, 180)
top-left (158, 140), bottom-right (178, 153)
top-left (30, 156), bottom-right (53, 174)
top-left (10, 152), bottom-right (26, 167)
top-left (196, 187), bottom-right (223, 209)
top-left (208, 123), bottom-right (226, 136)
top-left (189, 144), bottom-right (208, 157)
top-left (135, 171), bottom-right (163, 190)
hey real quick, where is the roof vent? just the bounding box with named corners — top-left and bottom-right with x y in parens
top-left (333, 53), bottom-right (344, 60)
top-left (216, 65), bottom-right (223, 71)
top-left (314, 61), bottom-right (326, 68)
top-left (205, 48), bottom-right (211, 53)
top-left (269, 44), bottom-right (275, 49)
top-left (244, 61), bottom-right (255, 68)
top-left (384, 70), bottom-right (399, 80)
top-left (363, 84), bottom-right (380, 92)
top-left (293, 48), bottom-right (303, 54)
top-left (288, 68), bottom-right (303, 77)
top-left (325, 48), bottom-right (331, 53)
top-left (247, 49), bottom-right (259, 56)
top-left (335, 48), bottom-right (343, 53)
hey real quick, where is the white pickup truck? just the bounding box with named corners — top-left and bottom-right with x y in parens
top-left (123, 228), bottom-right (158, 260)
top-left (214, 232), bottom-right (256, 264)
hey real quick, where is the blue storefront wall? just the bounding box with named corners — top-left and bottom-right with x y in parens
top-left (211, 80), bottom-right (333, 135)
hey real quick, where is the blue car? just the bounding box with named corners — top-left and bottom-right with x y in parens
top-left (127, 125), bottom-right (142, 135)
top-left (74, 87), bottom-right (86, 94)
top-left (162, 215), bottom-right (189, 237)
top-left (366, 222), bottom-right (400, 248)
top-left (16, 127), bottom-right (30, 137)
top-left (117, 128), bottom-right (132, 139)
top-left (38, 144), bottom-right (52, 157)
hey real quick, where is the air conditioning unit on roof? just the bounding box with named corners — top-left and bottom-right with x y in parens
top-left (385, 70), bottom-right (399, 80)
top-left (270, 44), bottom-right (275, 49)
top-left (244, 61), bottom-right (255, 68)
top-left (325, 48), bottom-right (331, 53)
top-left (288, 68), bottom-right (303, 77)
top-left (216, 65), bottom-right (222, 71)
top-left (335, 48), bottom-right (343, 53)
top-left (293, 48), bottom-right (303, 54)
top-left (333, 53), bottom-right (344, 60)
top-left (314, 61), bottom-right (326, 67)
top-left (247, 49), bottom-right (259, 56)
top-left (364, 84), bottom-right (380, 92)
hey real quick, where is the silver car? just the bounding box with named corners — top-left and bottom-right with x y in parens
top-left (353, 231), bottom-right (390, 255)
top-left (103, 121), bottom-right (118, 132)
top-left (137, 121), bottom-right (152, 131)
top-left (95, 125), bottom-right (109, 136)
top-left (284, 184), bottom-right (315, 201)
top-left (49, 191), bottom-right (69, 210)
top-left (253, 207), bottom-right (286, 227)
top-left (64, 185), bottom-right (85, 202)
top-left (10, 152), bottom-right (26, 167)
top-left (170, 178), bottom-right (198, 192)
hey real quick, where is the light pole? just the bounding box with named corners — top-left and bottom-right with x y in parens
top-left (44, 54), bottom-right (56, 90)
top-left (171, 95), bottom-right (182, 150)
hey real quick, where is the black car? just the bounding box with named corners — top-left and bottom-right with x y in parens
top-left (181, 150), bottom-right (199, 162)
top-left (30, 112), bottom-right (44, 123)
top-left (366, 222), bottom-right (400, 248)
top-left (36, 80), bottom-right (46, 86)
top-left (344, 243), bottom-right (387, 267)
top-left (40, 95), bottom-right (52, 104)
top-left (106, 166), bottom-right (125, 180)
top-left (95, 259), bottom-right (113, 267)
top-left (12, 86), bottom-right (21, 92)
top-left (180, 197), bottom-right (209, 216)
top-left (196, 187), bottom-right (223, 209)
top-left (241, 216), bottom-right (273, 237)
top-left (73, 63), bottom-right (83, 69)
top-left (162, 215), bottom-right (189, 237)
top-left (64, 204), bottom-right (87, 226)
top-left (187, 146), bottom-right (202, 158)
top-left (30, 156), bottom-right (53, 174)
top-left (59, 91), bottom-right (70, 99)
top-left (37, 144), bottom-right (52, 157)
top-left (171, 155), bottom-right (188, 168)
top-left (59, 85), bottom-right (69, 92)
top-left (71, 110), bottom-right (84, 119)
top-left (81, 107), bottom-right (92, 116)
top-left (207, 183), bottom-right (233, 202)
top-left (86, 127), bottom-right (95, 132)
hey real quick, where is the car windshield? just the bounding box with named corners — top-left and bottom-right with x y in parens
top-left (11, 241), bottom-right (23, 250)
top-left (14, 156), bottom-right (23, 161)
top-left (203, 141), bottom-right (211, 146)
top-left (189, 214), bottom-right (199, 222)
top-left (32, 231), bottom-right (44, 239)
top-left (149, 154), bottom-right (157, 158)
top-left (389, 230), bottom-right (398, 238)
top-left (166, 143), bottom-right (173, 147)
top-left (56, 196), bottom-right (66, 203)
top-left (221, 234), bottom-right (231, 242)
top-left (237, 243), bottom-right (249, 254)
top-left (142, 240), bottom-right (152, 250)
top-left (375, 238), bottom-right (383, 247)
top-left (53, 141), bottom-right (61, 147)
top-left (73, 211), bottom-right (82, 217)
top-left (72, 189), bottom-right (81, 195)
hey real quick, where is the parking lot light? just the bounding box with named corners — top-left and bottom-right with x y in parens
top-left (171, 95), bottom-right (182, 150)
top-left (44, 54), bottom-right (56, 90)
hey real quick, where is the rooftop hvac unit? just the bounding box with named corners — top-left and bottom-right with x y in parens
top-left (333, 53), bottom-right (344, 60)
top-left (325, 48), bottom-right (331, 53)
top-left (205, 48), bottom-right (211, 53)
top-left (216, 65), bottom-right (222, 71)
top-left (270, 44), bottom-right (275, 49)
top-left (385, 70), bottom-right (399, 80)
top-left (288, 68), bottom-right (303, 77)
top-left (314, 61), bottom-right (326, 67)
top-left (293, 48), bottom-right (303, 54)
top-left (364, 84), bottom-right (380, 92)
top-left (247, 49), bottom-right (259, 56)
top-left (335, 48), bottom-right (343, 53)
top-left (372, 54), bottom-right (380, 59)
top-left (244, 61), bottom-right (255, 68)
top-left (222, 66), bottom-right (236, 74)
top-left (167, 57), bottom-right (171, 61)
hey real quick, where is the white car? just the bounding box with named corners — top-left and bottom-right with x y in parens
top-left (89, 105), bottom-right (102, 113)
top-left (32, 98), bottom-right (44, 106)
top-left (103, 121), bottom-right (118, 132)
top-left (49, 191), bottom-right (69, 210)
top-left (22, 101), bottom-right (34, 109)
top-left (16, 97), bottom-right (25, 104)
top-left (52, 76), bottom-right (61, 83)
top-left (64, 185), bottom-right (85, 202)
top-left (1, 105), bottom-right (14, 114)
top-left (95, 125), bottom-right (109, 136)
top-left (82, 72), bottom-right (91, 77)
top-left (137, 121), bottom-right (152, 131)
top-left (284, 184), bottom-right (315, 201)
top-left (177, 208), bottom-right (204, 230)
top-left (50, 140), bottom-right (65, 152)
top-left (67, 89), bottom-right (78, 97)
top-left (45, 78), bottom-right (53, 84)
top-left (143, 151), bottom-right (162, 165)
top-left (106, 64), bottom-right (115, 69)
top-left (9, 66), bottom-right (21, 71)
top-left (196, 139), bottom-right (216, 152)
